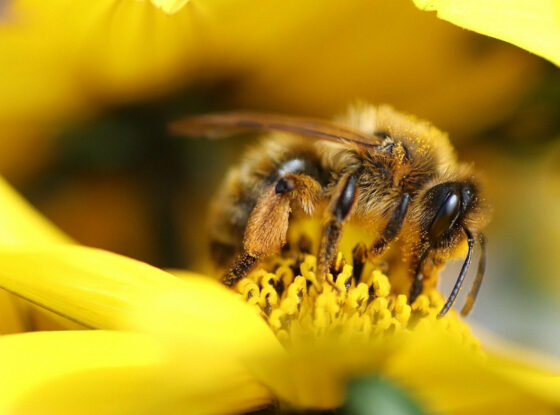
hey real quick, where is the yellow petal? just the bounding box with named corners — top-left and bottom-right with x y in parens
top-left (0, 245), bottom-right (279, 354)
top-left (0, 23), bottom-right (83, 130)
top-left (413, 0), bottom-right (560, 66)
top-left (0, 330), bottom-right (271, 415)
top-left (206, 0), bottom-right (539, 136)
top-left (245, 340), bottom-right (390, 409)
top-left (0, 245), bottom-right (192, 328)
top-left (0, 249), bottom-right (277, 413)
top-left (150, 0), bottom-right (190, 15)
top-left (2, 0), bottom-right (541, 142)
top-left (70, 0), bottom-right (198, 100)
top-left (20, 0), bottom-right (198, 102)
top-left (0, 291), bottom-right (26, 333)
top-left (0, 176), bottom-right (75, 333)
top-left (0, 176), bottom-right (70, 245)
top-left (384, 328), bottom-right (560, 414)
top-left (244, 325), bottom-right (560, 413)
top-left (1, 0), bottom-right (198, 138)
top-left (125, 273), bottom-right (284, 359)
top-left (490, 359), bottom-right (560, 407)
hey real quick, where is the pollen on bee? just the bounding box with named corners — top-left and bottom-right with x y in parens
top-left (234, 234), bottom-right (477, 347)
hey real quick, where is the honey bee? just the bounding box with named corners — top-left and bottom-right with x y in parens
top-left (172, 104), bottom-right (489, 317)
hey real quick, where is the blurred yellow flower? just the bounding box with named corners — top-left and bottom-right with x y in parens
top-left (0, 178), bottom-right (559, 414)
top-left (1, 0), bottom-right (198, 121)
top-left (414, 0), bottom-right (560, 66)
top-left (0, 0), bottom-right (199, 181)
top-left (0, 0), bottom-right (542, 149)
top-left (150, 0), bottom-right (191, 15)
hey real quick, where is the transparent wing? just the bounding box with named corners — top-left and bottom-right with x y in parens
top-left (170, 112), bottom-right (382, 149)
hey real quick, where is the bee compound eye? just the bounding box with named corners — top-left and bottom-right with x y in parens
top-left (429, 191), bottom-right (461, 242)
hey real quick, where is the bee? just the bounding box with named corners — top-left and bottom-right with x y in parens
top-left (172, 104), bottom-right (489, 317)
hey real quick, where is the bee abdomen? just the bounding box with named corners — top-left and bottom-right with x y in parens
top-left (269, 157), bottom-right (329, 187)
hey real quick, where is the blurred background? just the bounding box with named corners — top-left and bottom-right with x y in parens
top-left (1, 0), bottom-right (559, 356)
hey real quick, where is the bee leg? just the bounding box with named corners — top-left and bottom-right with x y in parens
top-left (222, 252), bottom-right (260, 287)
top-left (409, 247), bottom-right (430, 304)
top-left (369, 193), bottom-right (410, 257)
top-left (222, 175), bottom-right (321, 287)
top-left (317, 174), bottom-right (358, 285)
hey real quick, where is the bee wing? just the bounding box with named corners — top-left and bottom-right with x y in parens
top-left (170, 112), bottom-right (382, 149)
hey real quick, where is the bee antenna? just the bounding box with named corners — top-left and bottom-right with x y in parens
top-left (460, 233), bottom-right (487, 316)
top-left (437, 227), bottom-right (474, 318)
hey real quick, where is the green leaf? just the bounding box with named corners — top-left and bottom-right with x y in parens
top-left (344, 376), bottom-right (427, 415)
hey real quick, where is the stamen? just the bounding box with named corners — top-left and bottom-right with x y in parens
top-left (234, 236), bottom-right (477, 347)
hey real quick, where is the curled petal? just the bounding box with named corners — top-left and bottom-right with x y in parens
top-left (414, 0), bottom-right (560, 66)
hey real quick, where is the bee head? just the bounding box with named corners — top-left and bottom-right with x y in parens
top-left (408, 178), bottom-right (488, 318)
top-left (423, 181), bottom-right (481, 249)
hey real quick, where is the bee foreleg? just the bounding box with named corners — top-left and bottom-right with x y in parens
top-left (369, 193), bottom-right (410, 257)
top-left (409, 247), bottom-right (430, 304)
top-left (222, 174), bottom-right (321, 287)
top-left (317, 174), bottom-right (358, 284)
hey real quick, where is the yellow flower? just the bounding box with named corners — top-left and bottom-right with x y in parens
top-left (413, 0), bottom-right (560, 66)
top-left (0, 0), bottom-right (541, 150)
top-left (150, 0), bottom-right (191, 15)
top-left (0, 178), bottom-right (559, 414)
top-left (0, 176), bottom-right (76, 334)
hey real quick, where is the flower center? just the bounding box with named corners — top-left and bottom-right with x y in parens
top-left (235, 234), bottom-right (477, 347)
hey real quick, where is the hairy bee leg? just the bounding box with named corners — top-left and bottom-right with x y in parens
top-left (222, 175), bottom-right (321, 287)
top-left (317, 174), bottom-right (358, 284)
top-left (460, 233), bottom-right (486, 316)
top-left (352, 242), bottom-right (367, 282)
top-left (222, 252), bottom-right (259, 286)
top-left (438, 227), bottom-right (475, 318)
top-left (369, 193), bottom-right (411, 257)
